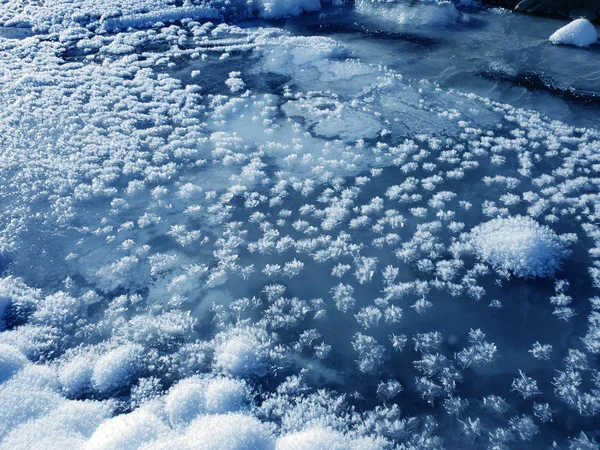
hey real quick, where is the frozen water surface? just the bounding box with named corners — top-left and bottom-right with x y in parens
top-left (0, 1), bottom-right (600, 449)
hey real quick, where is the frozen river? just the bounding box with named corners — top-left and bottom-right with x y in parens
top-left (0, 2), bottom-right (599, 449)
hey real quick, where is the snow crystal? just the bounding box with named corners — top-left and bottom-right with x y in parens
top-left (469, 216), bottom-right (570, 278)
top-left (549, 19), bottom-right (599, 47)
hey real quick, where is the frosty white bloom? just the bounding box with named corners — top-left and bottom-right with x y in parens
top-left (352, 333), bottom-right (384, 373)
top-left (282, 259), bottom-right (304, 278)
top-left (411, 296), bottom-right (433, 314)
top-left (330, 283), bottom-right (355, 313)
top-left (389, 334), bottom-right (407, 352)
top-left (529, 342), bottom-right (552, 361)
top-left (511, 370), bottom-right (540, 399)
top-left (213, 326), bottom-right (280, 377)
top-left (533, 402), bottom-right (552, 423)
top-left (469, 216), bottom-right (570, 278)
top-left (509, 415), bottom-right (538, 441)
top-left (331, 263), bottom-right (351, 278)
top-left (376, 379), bottom-right (403, 402)
top-left (355, 306), bottom-right (382, 329)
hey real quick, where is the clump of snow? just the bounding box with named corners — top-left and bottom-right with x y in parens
top-left (91, 344), bottom-right (143, 393)
top-left (84, 405), bottom-right (168, 450)
top-left (549, 19), bottom-right (598, 48)
top-left (204, 377), bottom-right (249, 414)
top-left (164, 376), bottom-right (249, 426)
top-left (469, 216), bottom-right (570, 278)
top-left (213, 326), bottom-right (281, 377)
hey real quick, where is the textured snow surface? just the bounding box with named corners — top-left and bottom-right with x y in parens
top-left (0, 1), bottom-right (600, 449)
top-left (549, 18), bottom-right (598, 47)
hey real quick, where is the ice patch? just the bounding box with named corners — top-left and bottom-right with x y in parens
top-left (282, 96), bottom-right (383, 141)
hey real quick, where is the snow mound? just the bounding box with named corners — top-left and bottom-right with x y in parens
top-left (469, 216), bottom-right (570, 278)
top-left (84, 406), bottom-right (168, 450)
top-left (142, 413), bottom-right (275, 450)
top-left (0, 344), bottom-right (27, 384)
top-left (164, 376), bottom-right (249, 426)
top-left (549, 19), bottom-right (598, 47)
top-left (91, 344), bottom-right (143, 394)
top-left (213, 326), bottom-right (278, 377)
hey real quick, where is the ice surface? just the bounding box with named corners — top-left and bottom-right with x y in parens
top-left (549, 18), bottom-right (599, 48)
top-left (0, 1), bottom-right (600, 449)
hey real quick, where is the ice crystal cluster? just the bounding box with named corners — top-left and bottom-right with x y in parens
top-left (468, 216), bottom-right (570, 278)
top-left (0, 0), bottom-right (599, 449)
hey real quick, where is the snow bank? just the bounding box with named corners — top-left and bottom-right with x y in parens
top-left (0, 401), bottom-right (110, 450)
top-left (91, 344), bottom-right (143, 393)
top-left (469, 216), bottom-right (570, 278)
top-left (164, 376), bottom-right (249, 426)
top-left (0, 344), bottom-right (27, 384)
top-left (84, 406), bottom-right (168, 450)
top-left (0, 0), bottom-right (324, 33)
top-left (276, 427), bottom-right (385, 450)
top-left (549, 19), bottom-right (598, 47)
top-left (142, 414), bottom-right (275, 450)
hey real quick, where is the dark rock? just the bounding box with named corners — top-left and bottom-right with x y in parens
top-left (569, 8), bottom-right (598, 20)
top-left (484, 0), bottom-right (600, 22)
top-left (515, 0), bottom-right (540, 12)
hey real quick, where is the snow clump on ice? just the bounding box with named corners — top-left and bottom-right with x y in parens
top-left (549, 18), bottom-right (598, 47)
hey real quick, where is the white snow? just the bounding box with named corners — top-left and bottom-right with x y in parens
top-left (0, 344), bottom-right (27, 384)
top-left (84, 406), bottom-right (168, 450)
top-left (549, 18), bottom-right (599, 47)
top-left (276, 427), bottom-right (385, 450)
top-left (141, 414), bottom-right (275, 450)
top-left (468, 216), bottom-right (570, 278)
top-left (91, 344), bottom-right (143, 393)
